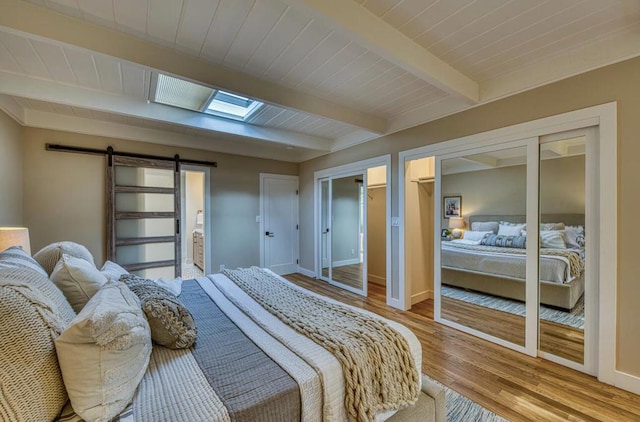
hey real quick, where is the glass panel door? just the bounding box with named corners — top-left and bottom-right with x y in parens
top-left (108, 156), bottom-right (181, 279)
top-left (437, 142), bottom-right (536, 352)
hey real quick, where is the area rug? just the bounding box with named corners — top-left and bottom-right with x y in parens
top-left (445, 387), bottom-right (507, 421)
top-left (426, 375), bottom-right (507, 421)
top-left (441, 285), bottom-right (584, 329)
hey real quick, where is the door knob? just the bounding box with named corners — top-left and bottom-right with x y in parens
top-left (265, 231), bottom-right (275, 237)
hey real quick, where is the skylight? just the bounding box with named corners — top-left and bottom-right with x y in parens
top-left (152, 74), bottom-right (263, 122)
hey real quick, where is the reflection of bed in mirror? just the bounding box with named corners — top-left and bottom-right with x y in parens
top-left (441, 214), bottom-right (585, 311)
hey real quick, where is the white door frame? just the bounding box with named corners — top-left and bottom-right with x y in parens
top-left (314, 155), bottom-right (392, 301)
top-left (181, 165), bottom-right (211, 275)
top-left (397, 102), bottom-right (617, 385)
top-left (259, 173), bottom-right (299, 272)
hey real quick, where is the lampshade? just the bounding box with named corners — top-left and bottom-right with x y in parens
top-left (448, 217), bottom-right (464, 230)
top-left (0, 227), bottom-right (31, 255)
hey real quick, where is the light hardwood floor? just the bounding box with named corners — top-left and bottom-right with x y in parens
top-left (284, 273), bottom-right (640, 422)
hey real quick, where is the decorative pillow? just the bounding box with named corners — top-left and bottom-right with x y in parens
top-left (154, 276), bottom-right (183, 296)
top-left (540, 230), bottom-right (567, 249)
top-left (470, 221), bottom-right (499, 234)
top-left (462, 230), bottom-right (492, 242)
top-left (481, 234), bottom-right (527, 249)
top-left (34, 241), bottom-right (96, 275)
top-left (51, 254), bottom-right (108, 312)
top-left (121, 274), bottom-right (196, 349)
top-left (498, 222), bottom-right (526, 236)
top-left (100, 260), bottom-right (129, 282)
top-left (0, 267), bottom-right (76, 326)
top-left (565, 225), bottom-right (585, 248)
top-left (541, 222), bottom-right (565, 231)
top-left (0, 246), bottom-right (48, 277)
top-left (55, 281), bottom-right (151, 422)
top-left (0, 278), bottom-right (68, 422)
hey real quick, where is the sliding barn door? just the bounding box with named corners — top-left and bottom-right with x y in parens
top-left (107, 156), bottom-right (181, 278)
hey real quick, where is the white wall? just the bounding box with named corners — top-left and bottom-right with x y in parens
top-left (0, 110), bottom-right (23, 226)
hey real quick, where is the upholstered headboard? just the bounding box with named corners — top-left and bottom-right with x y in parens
top-left (468, 214), bottom-right (585, 227)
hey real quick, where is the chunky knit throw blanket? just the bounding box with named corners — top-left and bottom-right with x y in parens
top-left (222, 267), bottom-right (419, 422)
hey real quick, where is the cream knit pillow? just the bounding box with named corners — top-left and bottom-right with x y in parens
top-left (55, 281), bottom-right (152, 422)
top-left (0, 277), bottom-right (68, 422)
top-left (33, 241), bottom-right (96, 275)
top-left (51, 254), bottom-right (107, 312)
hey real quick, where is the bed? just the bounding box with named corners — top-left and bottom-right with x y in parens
top-left (441, 214), bottom-right (585, 310)
top-left (0, 243), bottom-right (445, 422)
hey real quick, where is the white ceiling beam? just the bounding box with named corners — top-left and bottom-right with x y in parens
top-left (24, 109), bottom-right (325, 163)
top-left (0, 94), bottom-right (25, 124)
top-left (0, 71), bottom-right (332, 151)
top-left (287, 0), bottom-right (479, 104)
top-left (0, 0), bottom-right (386, 134)
top-left (459, 155), bottom-right (498, 168)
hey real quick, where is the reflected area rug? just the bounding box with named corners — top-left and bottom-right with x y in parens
top-left (441, 285), bottom-right (584, 329)
top-left (426, 375), bottom-right (507, 421)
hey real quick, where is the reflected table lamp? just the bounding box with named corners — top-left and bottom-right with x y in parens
top-left (0, 227), bottom-right (31, 254)
top-left (448, 217), bottom-right (464, 239)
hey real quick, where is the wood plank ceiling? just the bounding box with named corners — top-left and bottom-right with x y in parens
top-left (0, 0), bottom-right (638, 162)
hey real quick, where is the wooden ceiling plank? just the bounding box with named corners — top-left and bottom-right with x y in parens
top-left (0, 0), bottom-right (386, 133)
top-left (285, 0), bottom-right (479, 104)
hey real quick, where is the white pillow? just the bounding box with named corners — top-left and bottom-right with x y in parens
top-left (154, 276), bottom-right (183, 296)
top-left (451, 239), bottom-right (482, 246)
top-left (565, 225), bottom-right (585, 248)
top-left (498, 223), bottom-right (526, 236)
top-left (462, 230), bottom-right (492, 242)
top-left (51, 254), bottom-right (107, 313)
top-left (540, 230), bottom-right (567, 249)
top-left (100, 260), bottom-right (128, 282)
top-left (470, 221), bottom-right (499, 234)
top-left (55, 281), bottom-right (151, 422)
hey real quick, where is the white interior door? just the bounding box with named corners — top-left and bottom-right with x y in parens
top-left (261, 174), bottom-right (299, 275)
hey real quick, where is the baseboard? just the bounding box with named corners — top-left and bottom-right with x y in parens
top-left (368, 273), bottom-right (386, 285)
top-left (615, 370), bottom-right (640, 395)
top-left (411, 290), bottom-right (433, 305)
top-left (332, 258), bottom-right (361, 267)
top-left (297, 267), bottom-right (316, 278)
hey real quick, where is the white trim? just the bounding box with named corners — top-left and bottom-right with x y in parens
top-left (615, 371), bottom-right (640, 395)
top-left (538, 351), bottom-right (589, 374)
top-left (313, 154), bottom-right (391, 302)
top-left (297, 266), bottom-right (316, 279)
top-left (411, 290), bottom-right (432, 305)
top-left (398, 102), bottom-right (618, 386)
top-left (259, 173), bottom-right (299, 274)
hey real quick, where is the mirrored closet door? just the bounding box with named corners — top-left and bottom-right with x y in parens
top-left (318, 172), bottom-right (367, 296)
top-left (435, 128), bottom-right (597, 373)
top-left (436, 141), bottom-right (537, 352)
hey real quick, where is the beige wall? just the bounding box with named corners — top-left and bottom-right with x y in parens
top-left (366, 186), bottom-right (386, 284)
top-left (22, 127), bottom-right (297, 272)
top-left (298, 56), bottom-right (640, 377)
top-left (405, 160), bottom-right (434, 303)
top-left (0, 111), bottom-right (23, 226)
top-left (441, 155), bottom-right (585, 229)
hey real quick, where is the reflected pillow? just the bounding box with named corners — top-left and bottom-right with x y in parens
top-left (540, 230), bottom-right (567, 249)
top-left (541, 222), bottom-right (565, 231)
top-left (498, 222), bottom-right (526, 236)
top-left (565, 225), bottom-right (585, 248)
top-left (462, 230), bottom-right (492, 242)
top-left (470, 221), bottom-right (499, 234)
top-left (481, 234), bottom-right (527, 249)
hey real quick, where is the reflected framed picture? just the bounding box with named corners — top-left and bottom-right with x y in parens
top-left (443, 196), bottom-right (461, 218)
